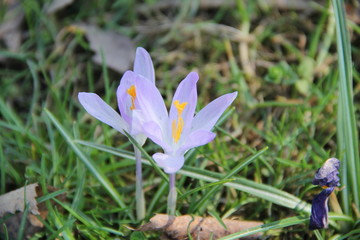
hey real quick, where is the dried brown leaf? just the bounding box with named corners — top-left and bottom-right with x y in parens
top-left (0, 183), bottom-right (66, 239)
top-left (0, 183), bottom-right (39, 217)
top-left (76, 24), bottom-right (135, 73)
top-left (138, 214), bottom-right (264, 239)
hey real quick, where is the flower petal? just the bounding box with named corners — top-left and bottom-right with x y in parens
top-left (134, 47), bottom-right (155, 83)
top-left (116, 71), bottom-right (138, 124)
top-left (192, 91), bottom-right (238, 132)
top-left (153, 152), bottom-right (185, 174)
top-left (180, 130), bottom-right (216, 153)
top-left (134, 134), bottom-right (147, 147)
top-left (131, 109), bottom-right (146, 135)
top-left (141, 121), bottom-right (171, 152)
top-left (134, 74), bottom-right (168, 127)
top-left (169, 72), bottom-right (199, 140)
top-left (78, 92), bottom-right (127, 133)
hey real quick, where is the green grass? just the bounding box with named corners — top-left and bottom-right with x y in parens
top-left (1, 0), bottom-right (359, 239)
top-left (332, 0), bottom-right (360, 217)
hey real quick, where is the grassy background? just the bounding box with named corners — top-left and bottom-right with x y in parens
top-left (1, 0), bottom-right (359, 239)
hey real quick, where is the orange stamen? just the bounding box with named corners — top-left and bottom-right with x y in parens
top-left (171, 100), bottom-right (188, 143)
top-left (127, 85), bottom-right (136, 110)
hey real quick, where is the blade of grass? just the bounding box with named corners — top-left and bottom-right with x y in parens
top-left (218, 214), bottom-right (353, 240)
top-left (178, 178), bottom-right (236, 200)
top-left (53, 198), bottom-right (100, 228)
top-left (1, 223), bottom-right (9, 240)
top-left (55, 198), bottom-right (125, 236)
top-left (146, 181), bottom-right (168, 216)
top-left (314, 230), bottom-right (324, 240)
top-left (44, 108), bottom-right (132, 220)
top-left (17, 202), bottom-right (30, 240)
top-left (71, 159), bottom-right (86, 212)
top-left (335, 228), bottom-right (360, 240)
top-left (0, 142), bottom-right (5, 194)
top-left (208, 210), bottom-right (227, 230)
top-left (181, 166), bottom-right (311, 213)
top-left (218, 216), bottom-right (308, 240)
top-left (191, 147), bottom-right (268, 213)
top-left (37, 189), bottom-right (67, 203)
top-left (332, 0), bottom-right (360, 214)
top-left (47, 219), bottom-right (77, 240)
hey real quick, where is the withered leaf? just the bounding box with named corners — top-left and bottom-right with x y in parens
top-left (138, 214), bottom-right (264, 239)
top-left (0, 183), bottom-right (66, 239)
top-left (75, 23), bottom-right (135, 73)
top-left (0, 183), bottom-right (40, 217)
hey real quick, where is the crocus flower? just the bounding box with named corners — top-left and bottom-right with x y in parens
top-left (309, 158), bottom-right (340, 230)
top-left (134, 71), bottom-right (237, 214)
top-left (78, 47), bottom-right (155, 146)
top-left (78, 47), bottom-right (155, 220)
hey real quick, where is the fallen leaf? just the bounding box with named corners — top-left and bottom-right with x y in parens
top-left (0, 183), bottom-right (66, 239)
top-left (46, 0), bottom-right (74, 14)
top-left (0, 183), bottom-right (39, 217)
top-left (138, 214), bottom-right (264, 239)
top-left (75, 24), bottom-right (135, 73)
top-left (0, 0), bottom-right (24, 52)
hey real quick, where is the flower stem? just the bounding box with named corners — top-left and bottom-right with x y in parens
top-left (134, 145), bottom-right (145, 221)
top-left (167, 173), bottom-right (177, 215)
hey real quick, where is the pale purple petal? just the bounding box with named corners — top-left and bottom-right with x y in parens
top-left (78, 92), bottom-right (127, 133)
top-left (142, 121), bottom-right (169, 151)
top-left (131, 109), bottom-right (146, 135)
top-left (169, 72), bottom-right (199, 140)
top-left (180, 130), bottom-right (216, 153)
top-left (153, 153), bottom-right (185, 174)
top-left (116, 71), bottom-right (138, 124)
top-left (192, 91), bottom-right (237, 132)
top-left (134, 74), bottom-right (168, 126)
top-left (134, 134), bottom-right (147, 147)
top-left (134, 47), bottom-right (155, 83)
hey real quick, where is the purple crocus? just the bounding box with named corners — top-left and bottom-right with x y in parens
top-left (134, 71), bottom-right (237, 214)
top-left (78, 47), bottom-right (155, 146)
top-left (78, 47), bottom-right (155, 220)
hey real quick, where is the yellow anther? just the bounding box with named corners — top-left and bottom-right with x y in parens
top-left (174, 100), bottom-right (187, 114)
top-left (127, 85), bottom-right (136, 110)
top-left (171, 100), bottom-right (188, 143)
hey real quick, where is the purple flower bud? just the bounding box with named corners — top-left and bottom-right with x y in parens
top-left (312, 158), bottom-right (340, 188)
top-left (309, 158), bottom-right (340, 230)
top-left (309, 187), bottom-right (334, 230)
